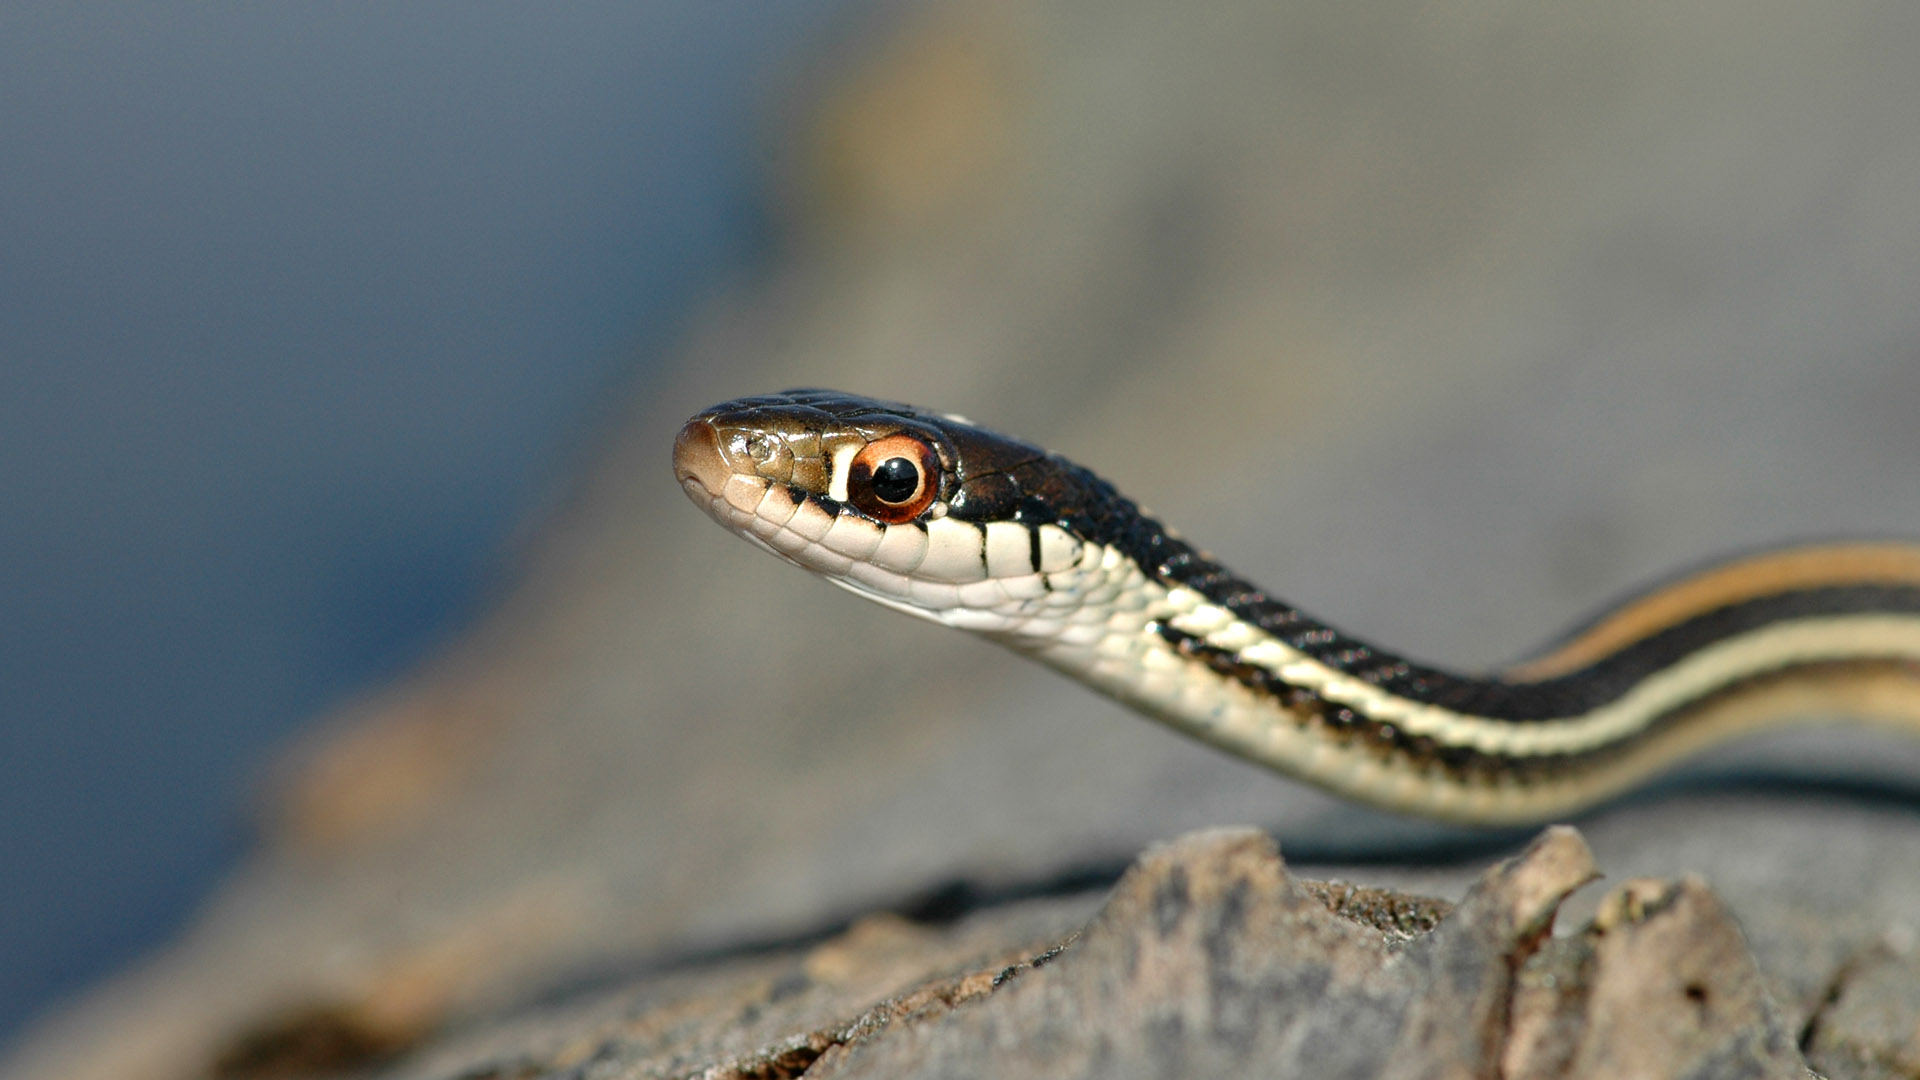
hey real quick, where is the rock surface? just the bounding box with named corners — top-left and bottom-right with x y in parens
top-left (11, 0), bottom-right (1920, 1078)
top-left (217, 827), bottom-right (1824, 1079)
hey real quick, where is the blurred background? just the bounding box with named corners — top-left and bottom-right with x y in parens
top-left (0, 1), bottom-right (857, 1043)
top-left (7, 3), bottom-right (1920, 1078)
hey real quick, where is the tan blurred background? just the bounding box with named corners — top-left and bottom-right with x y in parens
top-left (10, 2), bottom-right (1920, 1077)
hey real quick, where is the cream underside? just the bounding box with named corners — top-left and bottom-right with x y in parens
top-left (693, 473), bottom-right (1920, 822)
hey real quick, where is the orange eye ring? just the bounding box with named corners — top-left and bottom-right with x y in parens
top-left (847, 434), bottom-right (940, 523)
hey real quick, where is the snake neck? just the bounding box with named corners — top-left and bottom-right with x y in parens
top-left (972, 459), bottom-right (1920, 821)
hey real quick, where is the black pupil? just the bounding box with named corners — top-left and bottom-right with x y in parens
top-left (870, 457), bottom-right (920, 503)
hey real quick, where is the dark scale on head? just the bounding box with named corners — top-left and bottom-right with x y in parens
top-left (1015, 495), bottom-right (1055, 523)
top-left (947, 471), bottom-right (1024, 522)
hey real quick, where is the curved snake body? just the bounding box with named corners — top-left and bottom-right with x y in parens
top-left (673, 389), bottom-right (1920, 824)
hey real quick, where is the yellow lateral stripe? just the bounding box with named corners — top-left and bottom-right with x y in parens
top-left (1504, 543), bottom-right (1920, 681)
top-left (1185, 598), bottom-right (1920, 756)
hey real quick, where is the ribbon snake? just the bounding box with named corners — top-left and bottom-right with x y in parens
top-left (674, 390), bottom-right (1920, 825)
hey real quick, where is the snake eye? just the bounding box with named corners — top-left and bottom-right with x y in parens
top-left (848, 434), bottom-right (939, 523)
top-left (870, 457), bottom-right (919, 502)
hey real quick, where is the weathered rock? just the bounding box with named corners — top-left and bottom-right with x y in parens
top-left (809, 827), bottom-right (1570, 1080)
top-left (240, 827), bottom-right (1811, 1080)
top-left (808, 828), bottom-right (1806, 1080)
top-left (367, 898), bottom-right (1096, 1080)
top-left (1503, 878), bottom-right (1805, 1079)
top-left (1799, 929), bottom-right (1920, 1080)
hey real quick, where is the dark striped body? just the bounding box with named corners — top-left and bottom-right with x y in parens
top-left (675, 390), bottom-right (1920, 822)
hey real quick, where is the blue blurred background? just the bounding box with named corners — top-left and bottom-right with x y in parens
top-left (0, 3), bottom-right (851, 1041)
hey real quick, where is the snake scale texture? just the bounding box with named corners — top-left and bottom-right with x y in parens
top-left (674, 389), bottom-right (1920, 824)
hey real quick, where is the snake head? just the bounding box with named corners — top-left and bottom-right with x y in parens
top-left (676, 390), bottom-right (956, 519)
top-left (674, 389), bottom-right (1125, 631)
